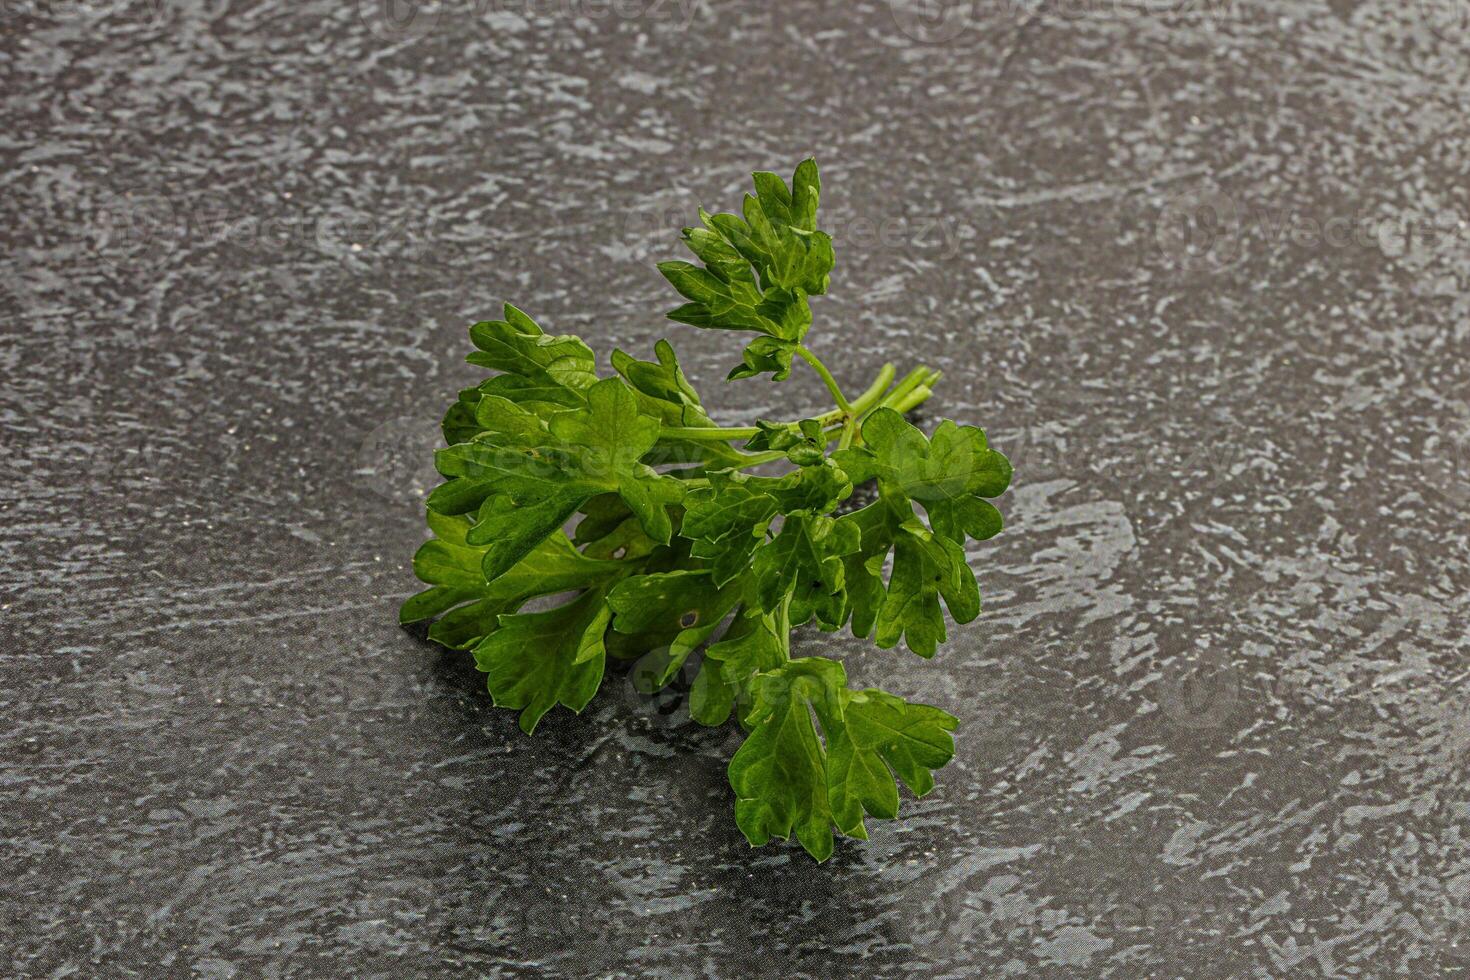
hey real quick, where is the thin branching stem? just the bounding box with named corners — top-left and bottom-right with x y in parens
top-left (795, 346), bottom-right (854, 414)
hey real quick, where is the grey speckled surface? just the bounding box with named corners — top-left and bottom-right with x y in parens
top-left (4, 0), bottom-right (1470, 976)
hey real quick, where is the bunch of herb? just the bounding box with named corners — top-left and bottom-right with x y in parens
top-left (401, 160), bottom-right (1011, 860)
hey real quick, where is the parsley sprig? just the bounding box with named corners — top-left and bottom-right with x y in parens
top-left (402, 160), bottom-right (1011, 860)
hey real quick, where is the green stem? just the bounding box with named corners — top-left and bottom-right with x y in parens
top-left (660, 361), bottom-right (934, 464)
top-left (775, 595), bottom-right (792, 659)
top-left (660, 424), bottom-right (761, 441)
top-left (847, 367), bottom-right (941, 447)
top-left (688, 361), bottom-right (937, 466)
top-left (820, 358), bottom-right (897, 452)
top-left (847, 362), bottom-right (896, 415)
top-left (808, 363), bottom-right (895, 427)
top-left (865, 366), bottom-right (931, 418)
top-left (890, 384), bottom-right (934, 416)
top-left (731, 422), bottom-right (845, 470)
top-left (660, 362), bottom-right (897, 443)
top-left (731, 450), bottom-right (790, 470)
top-left (795, 346), bottom-right (853, 414)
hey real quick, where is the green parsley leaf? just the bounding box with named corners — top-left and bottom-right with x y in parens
top-left (835, 407), bottom-right (1011, 548)
top-left (607, 570), bottom-right (744, 687)
top-left (833, 492), bottom-right (981, 657)
top-left (725, 657), bottom-right (957, 860)
top-left (826, 688), bottom-right (958, 840)
top-left (751, 513), bottom-right (859, 630)
top-left (729, 658), bottom-right (958, 858)
top-left (401, 511), bottom-right (625, 650)
top-left (467, 304), bottom-right (598, 395)
top-left (659, 160), bottom-right (834, 380)
top-left (429, 377), bottom-right (683, 579)
top-left (727, 657), bottom-right (846, 861)
top-left (400, 159), bottom-right (1013, 859)
top-left (830, 408), bottom-right (1010, 656)
top-left (474, 588), bottom-right (612, 734)
top-left (689, 607), bottom-right (786, 727)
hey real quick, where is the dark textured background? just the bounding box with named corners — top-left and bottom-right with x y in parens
top-left (4, 0), bottom-right (1470, 976)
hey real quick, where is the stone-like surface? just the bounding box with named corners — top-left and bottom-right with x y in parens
top-left (4, 1), bottom-right (1469, 976)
